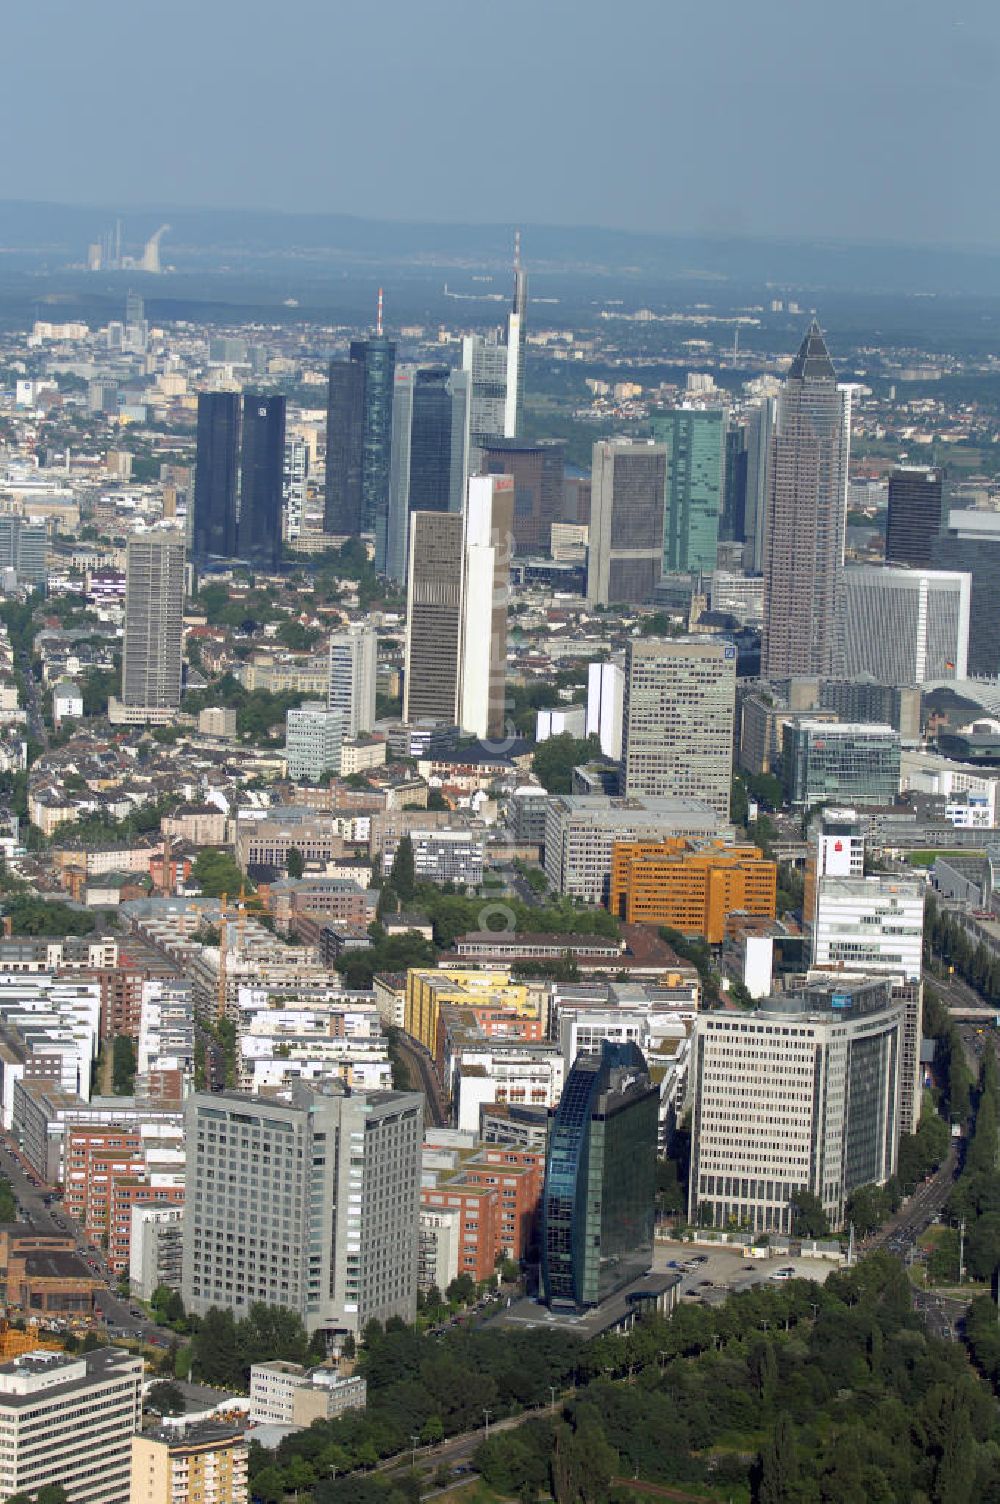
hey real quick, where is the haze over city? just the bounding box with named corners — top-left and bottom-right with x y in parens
top-left (2, 0), bottom-right (999, 246)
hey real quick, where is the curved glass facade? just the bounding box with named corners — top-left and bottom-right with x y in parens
top-left (541, 1040), bottom-right (657, 1311)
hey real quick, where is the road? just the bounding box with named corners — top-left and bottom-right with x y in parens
top-left (392, 1031), bottom-right (447, 1127)
top-left (866, 1145), bottom-right (961, 1257)
top-left (0, 1137), bottom-right (174, 1344)
top-left (911, 1287), bottom-right (968, 1343)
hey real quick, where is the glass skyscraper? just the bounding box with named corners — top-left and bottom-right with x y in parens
top-left (238, 394), bottom-right (285, 571)
top-left (192, 392), bottom-right (240, 564)
top-left (541, 1040), bottom-right (657, 1311)
top-left (325, 357), bottom-right (364, 536)
top-left (652, 408), bottom-right (727, 576)
top-left (354, 335), bottom-right (396, 537)
top-left (762, 323), bottom-right (850, 678)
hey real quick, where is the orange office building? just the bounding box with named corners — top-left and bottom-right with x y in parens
top-left (610, 838), bottom-right (777, 943)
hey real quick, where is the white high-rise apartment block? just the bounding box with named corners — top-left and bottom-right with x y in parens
top-left (812, 876), bottom-right (924, 981)
top-left (0, 1348), bottom-right (142, 1504)
top-left (586, 661), bottom-right (624, 760)
top-left (182, 1080), bottom-right (423, 1337)
top-left (285, 702), bottom-right (344, 782)
top-left (328, 625), bottom-right (377, 739)
top-left (841, 565), bottom-right (970, 685)
top-left (460, 475), bottom-right (514, 740)
top-left (688, 977), bottom-right (903, 1233)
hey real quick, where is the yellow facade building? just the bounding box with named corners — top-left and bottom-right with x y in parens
top-left (610, 838), bottom-right (776, 943)
top-left (131, 1426), bottom-right (248, 1504)
top-left (404, 968), bottom-right (538, 1053)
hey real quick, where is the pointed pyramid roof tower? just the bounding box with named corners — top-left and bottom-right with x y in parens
top-left (788, 319), bottom-right (835, 381)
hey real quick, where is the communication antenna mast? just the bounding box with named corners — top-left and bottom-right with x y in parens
top-left (376, 288), bottom-right (384, 338)
top-left (514, 228), bottom-right (521, 273)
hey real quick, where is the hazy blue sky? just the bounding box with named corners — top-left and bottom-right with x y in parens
top-left (3, 0), bottom-right (997, 246)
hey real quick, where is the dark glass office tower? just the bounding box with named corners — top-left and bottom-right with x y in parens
top-left (238, 394), bottom-right (285, 570)
top-left (541, 1041), bottom-right (657, 1311)
top-left (722, 419), bottom-right (748, 542)
top-left (192, 393), bottom-right (240, 564)
top-left (885, 468), bottom-right (944, 567)
top-left (384, 367), bottom-right (458, 581)
top-left (409, 368), bottom-right (453, 510)
top-left (325, 358), bottom-right (364, 535)
top-left (353, 335), bottom-right (396, 536)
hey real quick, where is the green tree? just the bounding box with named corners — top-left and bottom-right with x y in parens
top-left (146, 1380), bottom-right (185, 1415)
top-left (532, 733), bottom-right (603, 795)
top-left (757, 1412), bottom-right (801, 1504)
top-left (286, 847), bottom-right (305, 879)
top-left (112, 1034), bottom-right (136, 1095)
top-left (192, 849), bottom-right (248, 899)
top-left (389, 836), bottom-right (416, 905)
top-left (789, 1190), bottom-right (830, 1238)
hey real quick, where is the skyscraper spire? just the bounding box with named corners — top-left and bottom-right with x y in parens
top-left (376, 287), bottom-right (384, 338)
top-left (512, 230), bottom-right (527, 319)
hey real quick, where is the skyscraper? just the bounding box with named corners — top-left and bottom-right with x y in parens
top-left (885, 468), bottom-right (944, 567)
top-left (459, 475), bottom-right (514, 740)
top-left (722, 416), bottom-right (749, 543)
top-left (620, 638), bottom-right (736, 820)
top-left (384, 367), bottom-right (464, 581)
top-left (183, 1081), bottom-right (423, 1338)
top-left (403, 510), bottom-right (465, 726)
top-left (460, 235), bottom-right (528, 450)
top-left (652, 408), bottom-right (727, 575)
top-left (328, 625), bottom-right (378, 739)
top-left (586, 439), bottom-right (668, 606)
top-left (841, 565), bottom-right (970, 684)
top-left (479, 439), bottom-right (565, 556)
top-left (283, 435), bottom-right (309, 542)
top-left (354, 325), bottom-right (396, 539)
top-left (931, 509), bottom-right (1000, 676)
top-left (122, 532), bottom-right (185, 712)
top-left (761, 324), bottom-right (850, 678)
top-left (324, 356), bottom-right (364, 536)
top-left (238, 394), bottom-right (285, 570)
top-left (192, 393), bottom-right (239, 565)
top-left (541, 1040), bottom-right (657, 1311)
top-left (742, 395), bottom-right (776, 573)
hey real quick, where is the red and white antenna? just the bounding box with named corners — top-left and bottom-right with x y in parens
top-left (376, 287), bottom-right (384, 338)
top-left (514, 229), bottom-right (521, 273)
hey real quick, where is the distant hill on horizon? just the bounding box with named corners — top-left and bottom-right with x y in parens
top-left (2, 198), bottom-right (1000, 296)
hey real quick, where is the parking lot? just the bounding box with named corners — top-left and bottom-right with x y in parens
top-left (653, 1239), bottom-right (842, 1304)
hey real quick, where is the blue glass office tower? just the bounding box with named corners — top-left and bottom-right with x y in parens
top-left (541, 1041), bottom-right (657, 1311)
top-left (192, 392), bottom-right (240, 564)
top-left (238, 394), bottom-right (285, 571)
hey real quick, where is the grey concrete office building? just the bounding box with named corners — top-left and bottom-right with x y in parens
top-left (182, 1081), bottom-right (423, 1337)
top-left (689, 976), bottom-right (904, 1233)
top-left (621, 638), bottom-right (736, 820)
top-left (122, 531), bottom-right (185, 710)
top-left (587, 440), bottom-right (668, 606)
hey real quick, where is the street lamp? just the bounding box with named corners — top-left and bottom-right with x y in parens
top-left (483, 1408), bottom-right (492, 1437)
top-left (549, 1385), bottom-right (557, 1413)
top-left (411, 1435), bottom-right (419, 1470)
